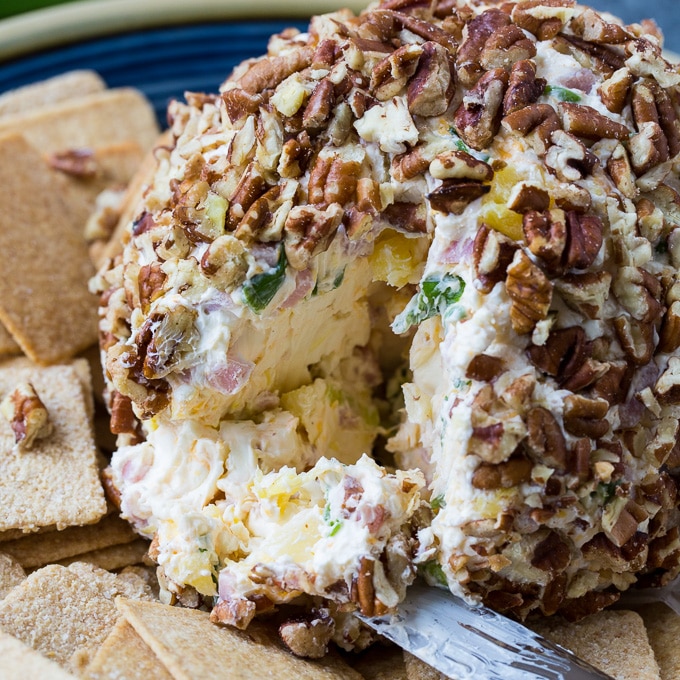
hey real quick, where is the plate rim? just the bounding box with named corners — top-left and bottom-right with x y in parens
top-left (0, 0), bottom-right (368, 62)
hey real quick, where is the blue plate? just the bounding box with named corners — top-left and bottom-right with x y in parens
top-left (0, 20), bottom-right (308, 123)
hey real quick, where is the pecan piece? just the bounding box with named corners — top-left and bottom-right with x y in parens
top-left (392, 145), bottom-right (432, 182)
top-left (553, 35), bottom-right (624, 76)
top-left (47, 148), bottom-right (97, 177)
top-left (109, 390), bottom-right (139, 436)
top-left (453, 68), bottom-right (509, 151)
top-left (211, 596), bottom-right (256, 630)
top-left (472, 455), bottom-right (533, 490)
top-left (138, 263), bottom-right (166, 315)
top-left (284, 203), bottom-right (343, 270)
top-left (226, 163), bottom-right (267, 231)
top-left (592, 361), bottom-right (630, 405)
top-left (612, 266), bottom-right (663, 324)
top-left (659, 301), bottom-right (680, 354)
top-left (356, 557), bottom-right (376, 617)
top-left (479, 24), bottom-right (537, 71)
top-left (302, 78), bottom-right (335, 131)
top-left (456, 8), bottom-right (511, 87)
top-left (370, 43), bottom-right (423, 101)
top-left (606, 143), bottom-right (638, 200)
top-left (508, 183), bottom-right (550, 214)
top-left (0, 382), bottom-right (53, 449)
top-left (503, 59), bottom-right (547, 116)
top-left (523, 209), bottom-right (566, 272)
top-left (221, 88), bottom-right (262, 124)
top-left (570, 8), bottom-right (629, 44)
top-left (407, 41), bottom-right (455, 117)
top-left (598, 68), bottom-right (634, 115)
top-left (472, 224), bottom-right (518, 294)
top-left (526, 407), bottom-right (567, 468)
top-left (563, 394), bottom-right (609, 439)
top-left (279, 609), bottom-right (335, 659)
top-left (563, 211), bottom-right (603, 271)
top-left (381, 202), bottom-right (428, 234)
top-left (429, 151), bottom-right (494, 182)
top-left (560, 102), bottom-right (630, 141)
top-left (239, 47), bottom-right (314, 95)
top-left (531, 531), bottom-right (571, 573)
top-left (505, 250), bottom-right (553, 334)
top-left (527, 326), bottom-right (588, 379)
top-left (377, 9), bottom-right (458, 53)
top-left (555, 271), bottom-right (611, 319)
top-left (427, 180), bottom-right (490, 214)
top-left (613, 316), bottom-right (654, 365)
top-left (655, 357), bottom-right (680, 405)
top-left (466, 354), bottom-right (505, 382)
top-left (511, 0), bottom-right (576, 41)
top-left (545, 130), bottom-right (598, 182)
top-left (502, 103), bottom-right (561, 153)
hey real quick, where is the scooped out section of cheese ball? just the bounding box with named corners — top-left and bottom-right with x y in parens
top-left (96, 0), bottom-right (680, 645)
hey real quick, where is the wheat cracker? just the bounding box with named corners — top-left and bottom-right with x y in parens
top-left (0, 357), bottom-right (106, 532)
top-left (0, 552), bottom-right (25, 600)
top-left (0, 629), bottom-right (77, 679)
top-left (638, 603), bottom-right (680, 680)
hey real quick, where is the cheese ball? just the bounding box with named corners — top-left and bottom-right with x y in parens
top-left (95, 0), bottom-right (680, 642)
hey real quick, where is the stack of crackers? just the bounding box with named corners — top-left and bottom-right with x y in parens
top-left (0, 68), bottom-right (679, 680)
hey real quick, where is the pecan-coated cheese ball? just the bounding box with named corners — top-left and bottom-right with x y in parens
top-left (94, 0), bottom-right (680, 651)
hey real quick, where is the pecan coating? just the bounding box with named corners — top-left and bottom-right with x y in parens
top-left (505, 250), bottom-right (553, 334)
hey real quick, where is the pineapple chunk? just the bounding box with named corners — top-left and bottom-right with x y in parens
top-left (479, 166), bottom-right (525, 241)
top-left (369, 230), bottom-right (428, 288)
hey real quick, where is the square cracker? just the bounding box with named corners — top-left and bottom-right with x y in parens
top-left (0, 324), bottom-right (20, 357)
top-left (0, 87), bottom-right (159, 156)
top-left (0, 357), bottom-right (107, 532)
top-left (82, 618), bottom-right (174, 680)
top-left (0, 630), bottom-right (77, 679)
top-left (0, 563), bottom-right (153, 671)
top-left (638, 603), bottom-right (680, 680)
top-left (529, 609), bottom-right (660, 680)
top-left (57, 538), bottom-right (150, 572)
top-left (0, 513), bottom-right (138, 569)
top-left (116, 598), bottom-right (364, 680)
top-left (0, 69), bottom-right (106, 119)
top-left (0, 133), bottom-right (98, 363)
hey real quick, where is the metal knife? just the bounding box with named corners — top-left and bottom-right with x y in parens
top-left (358, 582), bottom-right (614, 680)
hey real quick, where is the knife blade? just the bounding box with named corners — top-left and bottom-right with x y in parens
top-left (358, 583), bottom-right (614, 680)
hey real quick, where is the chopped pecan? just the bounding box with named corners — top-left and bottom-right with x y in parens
top-left (570, 8), bottom-right (629, 44)
top-left (466, 354), bottom-right (505, 382)
top-left (456, 8), bottom-right (512, 87)
top-left (211, 596), bottom-right (256, 630)
top-left (392, 145), bottom-right (432, 182)
top-left (655, 357), bottom-right (680, 405)
top-left (407, 41), bottom-right (455, 117)
top-left (472, 455), bottom-right (533, 490)
top-left (453, 68), bottom-right (509, 151)
top-left (511, 0), bottom-right (575, 41)
top-left (523, 209), bottom-right (566, 272)
top-left (221, 88), bottom-right (262, 124)
top-left (239, 47), bottom-right (314, 95)
top-left (356, 177), bottom-right (382, 212)
top-left (560, 357), bottom-right (609, 392)
top-left (370, 43), bottom-right (423, 101)
top-left (625, 38), bottom-right (680, 90)
top-left (603, 499), bottom-right (648, 548)
top-left (629, 122), bottom-right (669, 176)
top-left (429, 151), bottom-right (494, 182)
top-left (381, 202), bottom-right (428, 234)
top-left (503, 59), bottom-right (547, 116)
top-left (109, 390), bottom-right (139, 436)
top-left (531, 531), bottom-right (571, 573)
top-left (659, 301), bottom-right (680, 354)
top-left (200, 234), bottom-right (248, 287)
top-left (472, 224), bottom-right (518, 293)
top-left (234, 185), bottom-right (285, 242)
top-left (545, 130), bottom-right (598, 182)
top-left (592, 362), bottom-right (630, 406)
top-left (507, 183), bottom-right (550, 214)
top-left (551, 184), bottom-right (592, 213)
top-left (527, 326), bottom-right (588, 379)
top-left (138, 263), bottom-right (166, 315)
top-left (559, 102), bottom-right (630, 141)
top-left (311, 38), bottom-right (338, 70)
top-left (284, 203), bottom-right (343, 270)
top-left (427, 179), bottom-right (490, 214)
top-left (302, 78), bottom-right (335, 130)
top-left (612, 266), bottom-right (663, 324)
top-left (505, 250), bottom-right (553, 335)
top-left (564, 211), bottom-right (603, 270)
top-left (377, 9), bottom-right (458, 53)
top-left (502, 103), bottom-right (561, 152)
top-left (563, 394), bottom-right (609, 439)
top-left (647, 184), bottom-right (680, 229)
top-left (598, 68), bottom-right (634, 115)
top-left (613, 316), bottom-right (654, 365)
top-left (47, 148), bottom-right (97, 177)
top-left (606, 143), bottom-right (638, 200)
top-left (279, 609), bottom-right (335, 659)
top-left (356, 557), bottom-right (376, 617)
top-left (479, 24), bottom-right (537, 71)
top-left (0, 382), bottom-right (53, 449)
top-left (555, 271), bottom-right (612, 319)
top-left (226, 163), bottom-right (267, 231)
top-left (526, 407), bottom-right (567, 468)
